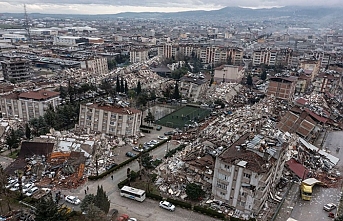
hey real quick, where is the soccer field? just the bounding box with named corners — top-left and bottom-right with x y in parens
top-left (156, 105), bottom-right (211, 129)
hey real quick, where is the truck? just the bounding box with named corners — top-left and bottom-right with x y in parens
top-left (32, 187), bottom-right (51, 200)
top-left (300, 178), bottom-right (321, 200)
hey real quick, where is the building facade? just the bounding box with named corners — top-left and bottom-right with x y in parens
top-left (80, 57), bottom-right (108, 75)
top-left (213, 65), bottom-right (244, 83)
top-left (0, 89), bottom-right (60, 121)
top-left (130, 48), bottom-right (149, 63)
top-left (212, 133), bottom-right (287, 218)
top-left (1, 58), bottom-right (32, 82)
top-left (267, 77), bottom-right (297, 101)
top-left (78, 103), bottom-right (141, 137)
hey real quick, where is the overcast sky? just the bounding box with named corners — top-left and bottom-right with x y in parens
top-left (0, 0), bottom-right (342, 14)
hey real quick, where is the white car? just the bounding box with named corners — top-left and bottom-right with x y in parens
top-left (158, 135), bottom-right (168, 140)
top-left (323, 203), bottom-right (337, 211)
top-left (159, 201), bottom-right (175, 211)
top-left (22, 183), bottom-right (35, 194)
top-left (132, 146), bottom-right (143, 152)
top-left (10, 183), bottom-right (20, 191)
top-left (25, 187), bottom-right (39, 196)
top-left (150, 140), bottom-right (159, 145)
top-left (65, 195), bottom-right (81, 205)
top-left (5, 179), bottom-right (17, 188)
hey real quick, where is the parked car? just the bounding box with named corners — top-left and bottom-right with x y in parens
top-left (125, 152), bottom-right (136, 158)
top-left (22, 183), bottom-right (35, 194)
top-left (5, 179), bottom-right (17, 188)
top-left (164, 131), bottom-right (174, 136)
top-left (132, 146), bottom-right (143, 152)
top-left (65, 195), bottom-right (81, 205)
top-left (25, 187), bottom-right (39, 197)
top-left (10, 183), bottom-right (20, 192)
top-left (144, 142), bottom-right (155, 148)
top-left (323, 203), bottom-right (337, 212)
top-left (150, 140), bottom-right (158, 145)
top-left (106, 163), bottom-right (118, 170)
top-left (158, 135), bottom-right (168, 140)
top-left (159, 201), bottom-right (175, 211)
top-left (156, 125), bottom-right (162, 131)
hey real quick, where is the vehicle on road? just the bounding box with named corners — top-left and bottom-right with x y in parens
top-left (106, 163), bottom-right (118, 170)
top-left (125, 152), bottom-right (137, 158)
top-left (25, 187), bottom-right (39, 197)
top-left (156, 125), bottom-right (162, 131)
top-left (120, 186), bottom-right (146, 202)
top-left (65, 195), bottom-right (81, 205)
top-left (323, 203), bottom-right (337, 212)
top-left (159, 201), bottom-right (175, 211)
top-left (116, 214), bottom-right (137, 221)
top-left (132, 146), bottom-right (143, 152)
top-left (22, 183), bottom-right (35, 194)
top-left (144, 142), bottom-right (155, 148)
top-left (300, 178), bottom-right (322, 201)
top-left (164, 131), bottom-right (174, 136)
top-left (149, 140), bottom-right (159, 145)
top-left (158, 135), bottom-right (168, 140)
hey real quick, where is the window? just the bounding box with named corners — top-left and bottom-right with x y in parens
top-left (243, 173), bottom-right (251, 179)
top-left (216, 181), bottom-right (227, 190)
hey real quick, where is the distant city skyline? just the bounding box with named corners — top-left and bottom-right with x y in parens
top-left (0, 0), bottom-right (342, 14)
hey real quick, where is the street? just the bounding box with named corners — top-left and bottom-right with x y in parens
top-left (60, 139), bottom-right (219, 221)
top-left (0, 155), bottom-right (14, 169)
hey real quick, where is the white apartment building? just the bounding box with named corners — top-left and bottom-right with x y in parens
top-left (80, 57), bottom-right (108, 75)
top-left (212, 133), bottom-right (287, 218)
top-left (0, 89), bottom-right (60, 122)
top-left (252, 48), bottom-right (277, 66)
top-left (130, 49), bottom-right (149, 63)
top-left (213, 65), bottom-right (244, 83)
top-left (78, 103), bottom-right (141, 137)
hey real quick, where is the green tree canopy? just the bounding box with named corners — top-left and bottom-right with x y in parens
top-left (246, 74), bottom-right (253, 86)
top-left (35, 196), bottom-right (69, 221)
top-left (186, 183), bottom-right (205, 201)
top-left (172, 82), bottom-right (181, 100)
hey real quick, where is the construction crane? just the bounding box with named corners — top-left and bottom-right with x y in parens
top-left (24, 4), bottom-right (31, 42)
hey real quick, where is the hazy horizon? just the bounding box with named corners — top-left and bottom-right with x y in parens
top-left (0, 0), bottom-right (342, 15)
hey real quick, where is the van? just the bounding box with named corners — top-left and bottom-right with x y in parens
top-left (181, 100), bottom-right (187, 104)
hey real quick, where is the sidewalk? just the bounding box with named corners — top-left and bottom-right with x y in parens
top-left (274, 182), bottom-right (299, 221)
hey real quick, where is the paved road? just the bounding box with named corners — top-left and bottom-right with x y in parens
top-left (0, 155), bottom-right (14, 169)
top-left (290, 131), bottom-right (343, 221)
top-left (61, 141), bottom-right (218, 221)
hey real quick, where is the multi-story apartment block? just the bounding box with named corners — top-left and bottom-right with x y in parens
top-left (213, 65), bottom-right (244, 83)
top-left (299, 59), bottom-right (320, 81)
top-left (80, 57), bottom-right (108, 75)
top-left (78, 103), bottom-right (141, 137)
top-left (1, 57), bottom-right (32, 82)
top-left (179, 75), bottom-right (208, 102)
top-left (267, 77), bottom-right (297, 101)
top-left (158, 44), bottom-right (177, 59)
top-left (212, 133), bottom-right (287, 218)
top-left (53, 36), bottom-right (104, 46)
top-left (130, 48), bottom-right (149, 63)
top-left (252, 48), bottom-right (277, 66)
top-left (0, 89), bottom-right (60, 121)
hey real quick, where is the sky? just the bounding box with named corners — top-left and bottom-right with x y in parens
top-left (0, 0), bottom-right (342, 14)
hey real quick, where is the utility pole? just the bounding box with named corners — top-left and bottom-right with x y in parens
top-left (24, 4), bottom-right (31, 42)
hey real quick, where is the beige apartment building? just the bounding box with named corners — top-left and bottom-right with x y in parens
top-left (78, 103), bottom-right (141, 137)
top-left (80, 57), bottom-right (108, 75)
top-left (212, 133), bottom-right (287, 218)
top-left (130, 48), bottom-right (149, 63)
top-left (0, 89), bottom-right (60, 121)
top-left (252, 48), bottom-right (277, 66)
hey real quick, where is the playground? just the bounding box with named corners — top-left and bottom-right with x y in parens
top-left (156, 105), bottom-right (211, 129)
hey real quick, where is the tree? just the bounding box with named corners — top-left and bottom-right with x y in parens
top-left (116, 76), bottom-right (121, 93)
top-left (172, 82), bottom-right (181, 100)
top-left (140, 152), bottom-right (154, 192)
top-left (6, 129), bottom-right (21, 154)
top-left (120, 78), bottom-right (124, 93)
top-left (185, 183), bottom-right (205, 200)
top-left (335, 215), bottom-right (343, 221)
top-left (144, 110), bottom-right (155, 125)
top-left (25, 123), bottom-right (31, 139)
top-left (44, 104), bottom-right (57, 129)
top-left (94, 185), bottom-right (110, 214)
top-left (59, 85), bottom-right (67, 100)
top-left (124, 80), bottom-right (128, 94)
top-left (35, 196), bottom-right (69, 221)
top-left (136, 81), bottom-right (142, 95)
top-left (261, 71), bottom-right (267, 81)
top-left (84, 203), bottom-right (106, 221)
top-left (80, 194), bottom-right (95, 212)
top-left (107, 58), bottom-right (117, 70)
top-left (246, 74), bottom-right (253, 86)
top-left (209, 76), bottom-right (214, 86)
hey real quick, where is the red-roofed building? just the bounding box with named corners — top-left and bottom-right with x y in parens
top-left (0, 89), bottom-right (60, 122)
top-left (78, 103), bottom-right (142, 137)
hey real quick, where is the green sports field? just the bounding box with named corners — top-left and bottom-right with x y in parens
top-left (156, 105), bottom-right (211, 129)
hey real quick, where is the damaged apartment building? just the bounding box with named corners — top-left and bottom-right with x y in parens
top-left (212, 131), bottom-right (288, 219)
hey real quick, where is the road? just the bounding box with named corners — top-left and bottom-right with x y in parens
top-left (290, 131), bottom-right (343, 221)
top-left (0, 155), bottom-right (14, 169)
top-left (61, 141), bottom-right (219, 221)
